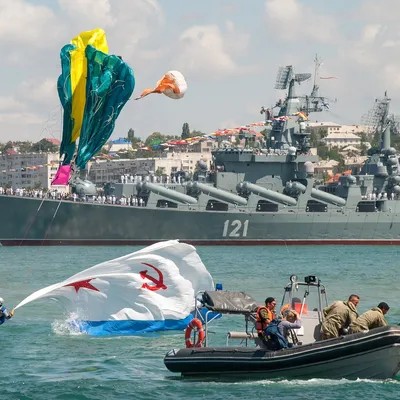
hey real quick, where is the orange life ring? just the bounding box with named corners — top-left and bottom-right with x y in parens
top-left (185, 318), bottom-right (205, 348)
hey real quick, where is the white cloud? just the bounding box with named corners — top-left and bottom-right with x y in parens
top-left (0, 97), bottom-right (27, 112)
top-left (57, 0), bottom-right (115, 27)
top-left (360, 0), bottom-right (400, 23)
top-left (0, 0), bottom-right (61, 46)
top-left (382, 40), bottom-right (400, 48)
top-left (177, 24), bottom-right (251, 75)
top-left (17, 78), bottom-right (58, 106)
top-left (58, 0), bottom-right (164, 63)
top-left (0, 112), bottom-right (45, 125)
top-left (381, 64), bottom-right (400, 90)
top-left (264, 0), bottom-right (338, 43)
top-left (361, 24), bottom-right (385, 44)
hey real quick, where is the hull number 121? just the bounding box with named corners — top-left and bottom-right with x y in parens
top-left (222, 220), bottom-right (249, 237)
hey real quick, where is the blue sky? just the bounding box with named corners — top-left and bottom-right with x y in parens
top-left (0, 0), bottom-right (399, 143)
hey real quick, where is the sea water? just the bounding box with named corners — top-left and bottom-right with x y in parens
top-left (0, 245), bottom-right (399, 399)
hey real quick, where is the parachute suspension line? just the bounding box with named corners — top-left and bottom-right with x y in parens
top-left (19, 198), bottom-right (46, 246)
top-left (41, 199), bottom-right (63, 246)
top-left (105, 107), bottom-right (116, 125)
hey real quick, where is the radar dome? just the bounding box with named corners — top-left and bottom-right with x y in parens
top-left (347, 175), bottom-right (356, 184)
top-left (288, 146), bottom-right (297, 156)
top-left (198, 160), bottom-right (208, 170)
top-left (73, 178), bottom-right (97, 196)
top-left (304, 161), bottom-right (314, 174)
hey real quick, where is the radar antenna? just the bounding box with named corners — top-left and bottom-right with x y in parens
top-left (361, 92), bottom-right (399, 135)
top-left (361, 92), bottom-right (400, 149)
top-left (274, 65), bottom-right (311, 101)
top-left (274, 66), bottom-right (293, 90)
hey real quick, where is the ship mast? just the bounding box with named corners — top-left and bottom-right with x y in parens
top-left (310, 54), bottom-right (322, 98)
top-left (301, 54), bottom-right (330, 116)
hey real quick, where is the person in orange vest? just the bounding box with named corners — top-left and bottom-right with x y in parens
top-left (255, 297), bottom-right (277, 342)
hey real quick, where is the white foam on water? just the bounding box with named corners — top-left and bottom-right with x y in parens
top-left (51, 311), bottom-right (86, 336)
top-left (235, 378), bottom-right (399, 386)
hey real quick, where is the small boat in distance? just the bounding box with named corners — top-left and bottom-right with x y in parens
top-left (164, 275), bottom-right (400, 380)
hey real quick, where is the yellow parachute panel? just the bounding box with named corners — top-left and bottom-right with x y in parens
top-left (70, 28), bottom-right (109, 142)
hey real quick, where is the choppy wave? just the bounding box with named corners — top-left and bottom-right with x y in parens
top-left (51, 312), bottom-right (86, 336)
top-left (237, 377), bottom-right (400, 386)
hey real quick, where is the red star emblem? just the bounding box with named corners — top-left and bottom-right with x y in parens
top-left (65, 279), bottom-right (100, 293)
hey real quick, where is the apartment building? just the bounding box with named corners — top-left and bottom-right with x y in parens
top-left (0, 152), bottom-right (63, 190)
top-left (88, 150), bottom-right (212, 185)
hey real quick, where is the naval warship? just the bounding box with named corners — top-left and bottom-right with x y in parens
top-left (1, 61), bottom-right (400, 246)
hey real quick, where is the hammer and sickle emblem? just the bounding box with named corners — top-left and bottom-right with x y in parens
top-left (140, 262), bottom-right (167, 291)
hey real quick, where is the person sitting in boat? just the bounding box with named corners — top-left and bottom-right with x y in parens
top-left (348, 302), bottom-right (390, 334)
top-left (320, 294), bottom-right (360, 340)
top-left (264, 310), bottom-right (302, 350)
top-left (0, 297), bottom-right (14, 325)
top-left (255, 297), bottom-right (277, 342)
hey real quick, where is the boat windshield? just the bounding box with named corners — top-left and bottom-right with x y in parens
top-left (280, 275), bottom-right (328, 316)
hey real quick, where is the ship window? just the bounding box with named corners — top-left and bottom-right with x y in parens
top-left (356, 201), bottom-right (376, 212)
top-left (256, 200), bottom-right (278, 212)
top-left (306, 200), bottom-right (327, 212)
top-left (156, 200), bottom-right (178, 209)
top-left (206, 200), bottom-right (228, 211)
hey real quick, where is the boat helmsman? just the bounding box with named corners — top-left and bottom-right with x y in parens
top-left (255, 297), bottom-right (276, 342)
top-left (320, 294), bottom-right (360, 340)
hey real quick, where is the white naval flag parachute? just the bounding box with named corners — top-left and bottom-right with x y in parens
top-left (15, 240), bottom-right (214, 336)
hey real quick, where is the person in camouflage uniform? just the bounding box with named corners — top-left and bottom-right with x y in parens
top-left (349, 302), bottom-right (390, 333)
top-left (320, 294), bottom-right (360, 340)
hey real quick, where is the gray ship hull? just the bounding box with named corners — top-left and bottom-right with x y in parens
top-left (2, 195), bottom-right (400, 245)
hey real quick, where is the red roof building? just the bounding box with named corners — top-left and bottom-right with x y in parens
top-left (45, 138), bottom-right (61, 145)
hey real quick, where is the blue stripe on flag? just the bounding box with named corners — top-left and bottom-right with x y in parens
top-left (71, 315), bottom-right (194, 336)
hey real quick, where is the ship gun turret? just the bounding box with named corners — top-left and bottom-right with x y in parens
top-left (187, 182), bottom-right (247, 206)
top-left (137, 182), bottom-right (197, 205)
top-left (71, 176), bottom-right (97, 196)
top-left (237, 182), bottom-right (297, 206)
top-left (385, 175), bottom-right (400, 196)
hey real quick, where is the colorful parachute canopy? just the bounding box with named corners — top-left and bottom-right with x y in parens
top-left (74, 45), bottom-right (135, 169)
top-left (57, 28), bottom-right (135, 169)
top-left (14, 240), bottom-right (214, 336)
top-left (135, 70), bottom-right (187, 100)
top-left (57, 28), bottom-right (108, 165)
